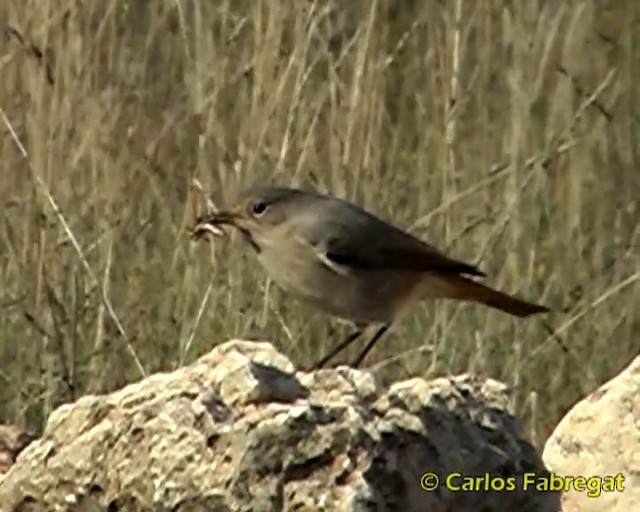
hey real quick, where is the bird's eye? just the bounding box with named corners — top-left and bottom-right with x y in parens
top-left (251, 201), bottom-right (268, 216)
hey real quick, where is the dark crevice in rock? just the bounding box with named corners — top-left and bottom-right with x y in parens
top-left (283, 451), bottom-right (335, 482)
top-left (206, 433), bottom-right (220, 448)
top-left (200, 392), bottom-right (233, 423)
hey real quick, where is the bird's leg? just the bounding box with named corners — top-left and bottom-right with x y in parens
top-left (314, 328), bottom-right (364, 369)
top-left (351, 324), bottom-right (389, 368)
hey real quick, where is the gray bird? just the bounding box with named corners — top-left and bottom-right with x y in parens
top-left (192, 185), bottom-right (549, 368)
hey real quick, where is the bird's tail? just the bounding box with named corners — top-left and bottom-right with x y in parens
top-left (444, 275), bottom-right (549, 317)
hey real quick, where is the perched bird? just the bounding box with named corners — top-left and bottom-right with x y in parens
top-left (192, 185), bottom-right (549, 368)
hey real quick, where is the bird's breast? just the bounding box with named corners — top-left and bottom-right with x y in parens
top-left (255, 245), bottom-right (426, 324)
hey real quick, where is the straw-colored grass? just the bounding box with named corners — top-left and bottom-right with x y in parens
top-left (1, 0), bottom-right (638, 446)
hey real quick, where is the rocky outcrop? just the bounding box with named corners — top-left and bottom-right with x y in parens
top-left (0, 424), bottom-right (35, 476)
top-left (543, 354), bottom-right (639, 512)
top-left (0, 339), bottom-right (559, 511)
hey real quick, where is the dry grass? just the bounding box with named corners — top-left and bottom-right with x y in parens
top-left (1, 0), bottom-right (638, 446)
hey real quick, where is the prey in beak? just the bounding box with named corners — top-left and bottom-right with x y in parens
top-left (191, 206), bottom-right (263, 253)
top-left (190, 211), bottom-right (238, 241)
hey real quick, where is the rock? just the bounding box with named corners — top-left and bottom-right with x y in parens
top-left (0, 425), bottom-right (36, 477)
top-left (0, 339), bottom-right (559, 512)
top-left (543, 354), bottom-right (639, 512)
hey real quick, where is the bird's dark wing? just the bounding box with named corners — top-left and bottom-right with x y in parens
top-left (315, 205), bottom-right (485, 277)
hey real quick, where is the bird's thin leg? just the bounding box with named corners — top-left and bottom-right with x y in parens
top-left (351, 324), bottom-right (389, 368)
top-left (314, 328), bottom-right (364, 369)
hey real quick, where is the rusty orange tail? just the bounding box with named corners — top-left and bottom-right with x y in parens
top-left (445, 275), bottom-right (549, 317)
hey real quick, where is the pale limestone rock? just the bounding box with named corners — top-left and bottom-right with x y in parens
top-left (0, 339), bottom-right (559, 512)
top-left (543, 354), bottom-right (640, 512)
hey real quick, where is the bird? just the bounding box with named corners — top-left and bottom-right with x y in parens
top-left (191, 185), bottom-right (550, 369)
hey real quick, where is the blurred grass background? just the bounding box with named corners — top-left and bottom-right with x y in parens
top-left (0, 0), bottom-right (638, 447)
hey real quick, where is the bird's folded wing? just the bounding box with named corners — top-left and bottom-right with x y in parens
top-left (316, 218), bottom-right (486, 277)
top-left (292, 233), bottom-right (352, 276)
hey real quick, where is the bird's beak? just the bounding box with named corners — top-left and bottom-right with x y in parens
top-left (191, 208), bottom-right (242, 240)
top-left (197, 210), bottom-right (240, 226)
